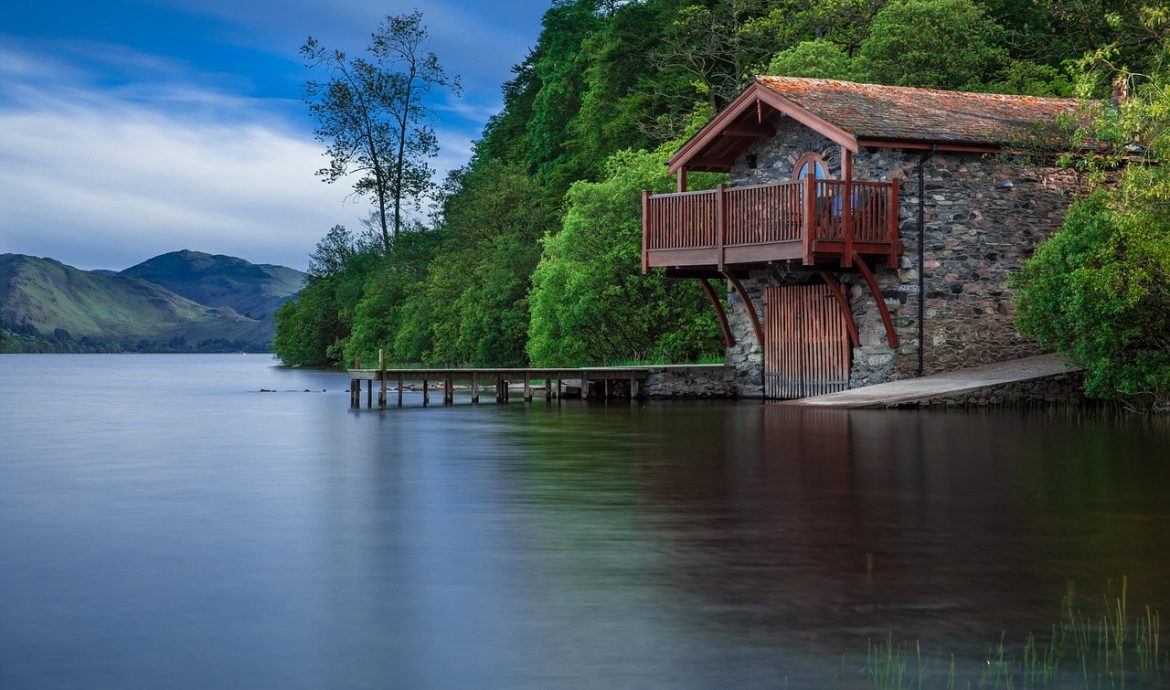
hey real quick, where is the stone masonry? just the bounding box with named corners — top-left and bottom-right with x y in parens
top-left (723, 119), bottom-right (1083, 397)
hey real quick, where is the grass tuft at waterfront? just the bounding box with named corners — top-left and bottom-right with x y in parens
top-left (862, 579), bottom-right (1165, 689)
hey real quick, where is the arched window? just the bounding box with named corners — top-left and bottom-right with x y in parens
top-left (792, 152), bottom-right (832, 181)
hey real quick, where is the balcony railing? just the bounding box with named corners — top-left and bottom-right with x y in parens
top-left (642, 177), bottom-right (900, 271)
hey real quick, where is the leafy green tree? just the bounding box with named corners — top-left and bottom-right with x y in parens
top-left (272, 227), bottom-right (383, 367)
top-left (301, 11), bottom-right (460, 251)
top-left (764, 39), bottom-right (857, 79)
top-left (857, 0), bottom-right (1007, 89)
top-left (1013, 55), bottom-right (1170, 407)
top-left (527, 146), bottom-right (723, 366)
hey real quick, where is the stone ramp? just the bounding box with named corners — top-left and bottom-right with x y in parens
top-left (778, 354), bottom-right (1078, 409)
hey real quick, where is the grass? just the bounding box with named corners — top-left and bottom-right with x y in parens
top-left (861, 579), bottom-right (1166, 690)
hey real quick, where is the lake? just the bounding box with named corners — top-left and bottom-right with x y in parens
top-left (1, 354), bottom-right (1168, 689)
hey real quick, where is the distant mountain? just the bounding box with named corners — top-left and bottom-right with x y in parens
top-left (121, 250), bottom-right (305, 322)
top-left (0, 254), bottom-right (285, 353)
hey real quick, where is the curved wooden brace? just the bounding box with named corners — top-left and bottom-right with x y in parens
top-left (817, 271), bottom-right (860, 349)
top-left (723, 271), bottom-right (764, 348)
top-left (852, 252), bottom-right (899, 348)
top-left (699, 278), bottom-right (735, 348)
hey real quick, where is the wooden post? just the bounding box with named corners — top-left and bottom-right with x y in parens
top-left (366, 379), bottom-right (372, 408)
top-left (545, 377), bottom-right (552, 402)
top-left (631, 375), bottom-right (640, 401)
top-left (677, 167), bottom-right (687, 193)
top-left (496, 377), bottom-right (503, 403)
top-left (397, 373), bottom-right (403, 407)
top-left (444, 374), bottom-right (453, 406)
top-left (557, 377), bottom-right (562, 403)
top-left (523, 373), bottom-right (532, 403)
top-left (378, 349), bottom-right (386, 408)
top-left (803, 174), bottom-right (816, 265)
top-left (887, 178), bottom-right (901, 269)
top-left (716, 183), bottom-right (726, 271)
top-left (641, 190), bottom-right (650, 276)
top-left (471, 372), bottom-right (479, 405)
top-left (349, 379), bottom-right (358, 408)
top-left (842, 148), bottom-right (853, 267)
top-left (423, 378), bottom-right (429, 407)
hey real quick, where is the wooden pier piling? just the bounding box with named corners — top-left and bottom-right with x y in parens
top-left (344, 365), bottom-right (725, 411)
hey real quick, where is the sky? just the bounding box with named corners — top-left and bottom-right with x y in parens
top-left (0, 0), bottom-right (551, 271)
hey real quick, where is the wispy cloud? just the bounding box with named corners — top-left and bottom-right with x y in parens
top-left (0, 45), bottom-right (359, 271)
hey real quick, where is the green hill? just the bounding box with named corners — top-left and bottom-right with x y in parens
top-left (121, 250), bottom-right (305, 322)
top-left (0, 254), bottom-right (273, 353)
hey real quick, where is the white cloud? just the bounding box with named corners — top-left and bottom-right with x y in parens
top-left (0, 70), bottom-right (361, 271)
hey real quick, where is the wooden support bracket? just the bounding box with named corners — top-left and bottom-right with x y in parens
top-left (699, 278), bottom-right (735, 347)
top-left (852, 252), bottom-right (899, 348)
top-left (724, 271), bottom-right (764, 349)
top-left (817, 271), bottom-right (860, 348)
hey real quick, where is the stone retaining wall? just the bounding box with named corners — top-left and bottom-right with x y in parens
top-left (890, 372), bottom-right (1086, 408)
top-left (642, 365), bottom-right (735, 398)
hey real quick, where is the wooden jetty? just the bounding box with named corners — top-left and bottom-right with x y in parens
top-left (347, 364), bottom-right (668, 409)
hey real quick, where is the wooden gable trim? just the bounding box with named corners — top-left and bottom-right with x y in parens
top-left (667, 81), bottom-right (860, 174)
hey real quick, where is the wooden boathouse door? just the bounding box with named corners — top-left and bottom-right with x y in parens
top-left (764, 284), bottom-right (851, 399)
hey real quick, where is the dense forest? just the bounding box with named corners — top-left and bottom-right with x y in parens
top-left (274, 0), bottom-right (1169, 398)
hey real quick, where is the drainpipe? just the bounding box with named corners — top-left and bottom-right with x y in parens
top-left (916, 145), bottom-right (937, 378)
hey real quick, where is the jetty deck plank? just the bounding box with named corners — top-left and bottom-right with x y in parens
top-left (779, 354), bottom-right (1078, 409)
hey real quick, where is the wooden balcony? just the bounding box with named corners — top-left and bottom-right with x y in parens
top-left (642, 177), bottom-right (900, 273)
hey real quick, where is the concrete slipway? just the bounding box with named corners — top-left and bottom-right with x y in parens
top-left (780, 353), bottom-right (1078, 409)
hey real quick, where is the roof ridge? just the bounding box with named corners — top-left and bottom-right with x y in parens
top-left (755, 75), bottom-right (1082, 106)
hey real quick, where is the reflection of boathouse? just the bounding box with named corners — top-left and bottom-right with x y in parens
top-left (642, 77), bottom-right (1084, 399)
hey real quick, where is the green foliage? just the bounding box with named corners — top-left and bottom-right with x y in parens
top-left (1014, 57), bottom-right (1170, 406)
top-left (764, 39), bottom-right (857, 80)
top-left (527, 146), bottom-right (723, 366)
top-left (858, 0), bottom-right (1007, 89)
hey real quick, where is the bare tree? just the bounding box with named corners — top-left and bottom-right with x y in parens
top-left (302, 11), bottom-right (461, 252)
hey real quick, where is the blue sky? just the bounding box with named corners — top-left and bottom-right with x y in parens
top-left (0, 0), bottom-right (551, 271)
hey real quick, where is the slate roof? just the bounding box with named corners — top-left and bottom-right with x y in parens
top-left (755, 76), bottom-right (1082, 147)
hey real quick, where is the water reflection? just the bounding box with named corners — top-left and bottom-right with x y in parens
top-left (1, 356), bottom-right (1168, 689)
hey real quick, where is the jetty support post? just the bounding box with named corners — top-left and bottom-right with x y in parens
top-left (366, 379), bottom-right (372, 408)
top-left (423, 378), bottom-right (429, 407)
top-left (378, 350), bottom-right (386, 408)
top-left (524, 373), bottom-right (532, 403)
top-left (557, 377), bottom-right (563, 404)
top-left (349, 378), bottom-right (359, 408)
top-left (545, 377), bottom-right (552, 402)
top-left (471, 372), bottom-right (479, 404)
top-left (397, 373), bottom-right (403, 407)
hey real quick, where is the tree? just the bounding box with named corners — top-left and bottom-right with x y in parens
top-left (301, 11), bottom-right (460, 252)
top-left (527, 145), bottom-right (723, 366)
top-left (857, 0), bottom-right (1007, 90)
top-left (764, 39), bottom-right (857, 79)
top-left (1013, 52), bottom-right (1170, 408)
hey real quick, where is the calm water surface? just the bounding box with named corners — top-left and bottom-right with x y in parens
top-left (1, 354), bottom-right (1168, 689)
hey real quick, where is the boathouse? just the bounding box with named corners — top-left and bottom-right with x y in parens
top-left (642, 77), bottom-right (1085, 399)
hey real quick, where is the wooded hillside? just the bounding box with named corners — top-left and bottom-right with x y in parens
top-left (273, 0), bottom-right (1169, 371)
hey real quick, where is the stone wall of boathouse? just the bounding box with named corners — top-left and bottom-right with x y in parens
top-left (723, 124), bottom-right (1083, 397)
